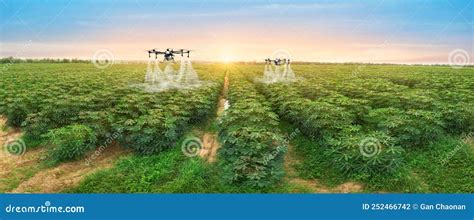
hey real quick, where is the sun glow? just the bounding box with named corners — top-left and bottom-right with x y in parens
top-left (221, 56), bottom-right (234, 63)
top-left (218, 46), bottom-right (238, 63)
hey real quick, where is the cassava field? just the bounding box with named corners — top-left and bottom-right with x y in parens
top-left (0, 63), bottom-right (473, 193)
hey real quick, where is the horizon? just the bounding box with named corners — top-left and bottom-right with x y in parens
top-left (1, 0), bottom-right (473, 64)
top-left (3, 56), bottom-right (474, 66)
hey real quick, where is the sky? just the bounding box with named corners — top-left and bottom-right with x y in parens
top-left (0, 0), bottom-right (473, 63)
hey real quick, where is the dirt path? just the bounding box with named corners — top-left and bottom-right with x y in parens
top-left (0, 117), bottom-right (47, 192)
top-left (198, 133), bottom-right (220, 163)
top-left (11, 142), bottom-right (128, 193)
top-left (285, 143), bottom-right (363, 193)
top-left (0, 118), bottom-right (32, 177)
top-left (198, 71), bottom-right (229, 163)
top-left (216, 72), bottom-right (229, 116)
top-left (0, 145), bottom-right (45, 192)
top-left (1, 117), bottom-right (129, 193)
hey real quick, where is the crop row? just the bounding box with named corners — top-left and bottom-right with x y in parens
top-left (291, 74), bottom-right (473, 134)
top-left (257, 83), bottom-right (406, 177)
top-left (218, 68), bottom-right (285, 188)
top-left (0, 63), bottom-right (223, 162)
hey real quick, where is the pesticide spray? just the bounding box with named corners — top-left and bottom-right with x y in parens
top-left (131, 49), bottom-right (206, 93)
top-left (152, 59), bottom-right (165, 84)
top-left (145, 59), bottom-right (153, 83)
top-left (260, 58), bottom-right (296, 84)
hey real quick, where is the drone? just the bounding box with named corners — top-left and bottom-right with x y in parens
top-left (147, 48), bottom-right (192, 62)
top-left (265, 58), bottom-right (290, 66)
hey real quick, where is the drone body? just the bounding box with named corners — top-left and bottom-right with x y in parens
top-left (147, 48), bottom-right (192, 62)
top-left (265, 58), bottom-right (290, 65)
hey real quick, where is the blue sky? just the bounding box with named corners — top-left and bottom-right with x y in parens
top-left (0, 0), bottom-right (472, 63)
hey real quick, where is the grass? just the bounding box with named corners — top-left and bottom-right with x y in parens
top-left (3, 110), bottom-right (472, 194)
top-left (68, 120), bottom-right (298, 194)
top-left (279, 120), bottom-right (474, 193)
top-left (0, 163), bottom-right (46, 192)
top-left (68, 143), bottom-right (289, 193)
top-left (68, 102), bottom-right (280, 193)
top-left (279, 121), bottom-right (354, 188)
top-left (70, 146), bottom-right (210, 193)
top-left (2, 62), bottom-right (471, 193)
top-left (405, 136), bottom-right (474, 193)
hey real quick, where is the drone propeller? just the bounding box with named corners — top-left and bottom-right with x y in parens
top-left (146, 48), bottom-right (194, 59)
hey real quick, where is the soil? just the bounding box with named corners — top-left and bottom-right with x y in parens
top-left (198, 71), bottom-right (229, 163)
top-left (0, 116), bottom-right (130, 193)
top-left (11, 142), bottom-right (128, 193)
top-left (285, 142), bottom-right (363, 193)
top-left (198, 133), bottom-right (220, 163)
top-left (0, 117), bottom-right (47, 191)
